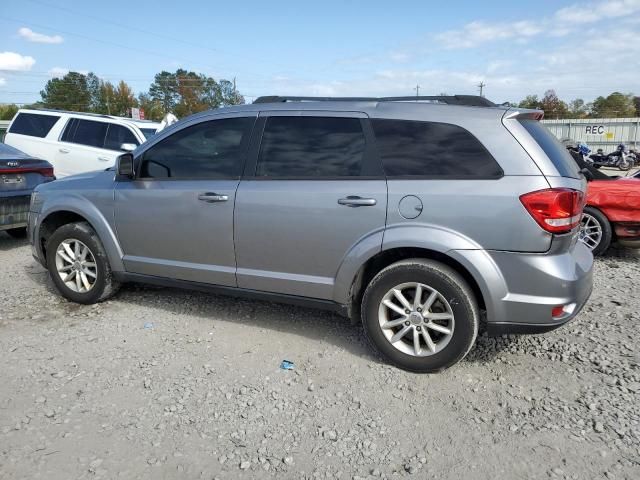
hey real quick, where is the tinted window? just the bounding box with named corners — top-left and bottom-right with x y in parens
top-left (372, 119), bottom-right (502, 178)
top-left (72, 120), bottom-right (108, 148)
top-left (8, 113), bottom-right (59, 138)
top-left (140, 128), bottom-right (157, 139)
top-left (139, 117), bottom-right (253, 179)
top-left (520, 120), bottom-right (580, 179)
top-left (104, 124), bottom-right (139, 151)
top-left (61, 118), bottom-right (78, 142)
top-left (257, 117), bottom-right (365, 177)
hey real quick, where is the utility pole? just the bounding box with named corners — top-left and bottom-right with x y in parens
top-left (477, 81), bottom-right (486, 97)
top-left (414, 84), bottom-right (420, 98)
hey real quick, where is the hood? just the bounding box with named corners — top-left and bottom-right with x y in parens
top-left (35, 169), bottom-right (115, 193)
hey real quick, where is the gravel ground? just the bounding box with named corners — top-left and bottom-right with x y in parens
top-left (0, 233), bottom-right (639, 480)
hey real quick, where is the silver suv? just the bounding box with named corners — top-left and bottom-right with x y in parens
top-left (28, 95), bottom-right (593, 372)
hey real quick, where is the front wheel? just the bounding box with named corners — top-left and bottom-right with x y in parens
top-left (361, 259), bottom-right (478, 373)
top-left (579, 206), bottom-right (612, 256)
top-left (46, 221), bottom-right (120, 304)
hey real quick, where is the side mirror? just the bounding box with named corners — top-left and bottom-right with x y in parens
top-left (120, 143), bottom-right (136, 152)
top-left (117, 153), bottom-right (135, 178)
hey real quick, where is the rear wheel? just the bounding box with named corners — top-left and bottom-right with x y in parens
top-left (361, 259), bottom-right (478, 373)
top-left (5, 227), bottom-right (27, 238)
top-left (46, 221), bottom-right (119, 304)
top-left (579, 206), bottom-right (612, 256)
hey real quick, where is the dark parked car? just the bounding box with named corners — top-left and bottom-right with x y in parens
top-left (0, 143), bottom-right (55, 238)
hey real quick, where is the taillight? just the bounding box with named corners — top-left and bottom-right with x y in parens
top-left (520, 188), bottom-right (584, 234)
top-left (0, 167), bottom-right (54, 177)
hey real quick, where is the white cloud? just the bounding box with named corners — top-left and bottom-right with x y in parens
top-left (554, 0), bottom-right (640, 24)
top-left (48, 67), bottom-right (69, 78)
top-left (48, 67), bottom-right (90, 78)
top-left (436, 0), bottom-right (640, 49)
top-left (0, 52), bottom-right (36, 71)
top-left (18, 27), bottom-right (63, 44)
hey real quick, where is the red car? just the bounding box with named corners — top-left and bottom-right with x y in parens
top-left (580, 176), bottom-right (640, 255)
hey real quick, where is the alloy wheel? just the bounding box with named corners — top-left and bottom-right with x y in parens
top-left (377, 282), bottom-right (455, 357)
top-left (55, 238), bottom-right (98, 293)
top-left (579, 213), bottom-right (603, 251)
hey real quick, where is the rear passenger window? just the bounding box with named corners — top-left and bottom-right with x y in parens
top-left (104, 124), bottom-right (139, 151)
top-left (8, 113), bottom-right (59, 138)
top-left (139, 117), bottom-right (253, 179)
top-left (256, 117), bottom-right (366, 177)
top-left (371, 119), bottom-right (502, 178)
top-left (72, 120), bottom-right (109, 148)
top-left (519, 120), bottom-right (580, 179)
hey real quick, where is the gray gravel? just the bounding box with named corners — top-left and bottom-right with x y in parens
top-left (0, 233), bottom-right (638, 479)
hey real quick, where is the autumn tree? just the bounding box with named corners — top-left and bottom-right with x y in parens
top-left (539, 90), bottom-right (569, 119)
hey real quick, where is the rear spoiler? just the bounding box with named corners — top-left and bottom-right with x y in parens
top-left (503, 108), bottom-right (544, 121)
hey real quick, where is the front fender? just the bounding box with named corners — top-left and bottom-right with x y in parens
top-left (36, 194), bottom-right (125, 272)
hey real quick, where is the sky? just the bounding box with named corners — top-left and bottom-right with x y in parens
top-left (0, 0), bottom-right (639, 106)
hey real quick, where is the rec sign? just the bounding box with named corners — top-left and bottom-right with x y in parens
top-left (585, 125), bottom-right (605, 135)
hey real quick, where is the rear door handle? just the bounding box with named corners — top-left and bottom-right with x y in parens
top-left (58, 148), bottom-right (69, 154)
top-left (338, 196), bottom-right (377, 207)
top-left (97, 156), bottom-right (110, 162)
top-left (198, 192), bottom-right (229, 203)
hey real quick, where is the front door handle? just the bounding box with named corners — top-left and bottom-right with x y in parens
top-left (198, 192), bottom-right (229, 203)
top-left (97, 156), bottom-right (110, 162)
top-left (338, 196), bottom-right (377, 207)
top-left (59, 148), bottom-right (69, 154)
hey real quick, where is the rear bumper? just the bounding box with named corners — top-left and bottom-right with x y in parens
top-left (451, 236), bottom-right (593, 335)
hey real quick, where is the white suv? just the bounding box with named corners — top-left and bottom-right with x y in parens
top-left (4, 109), bottom-right (162, 177)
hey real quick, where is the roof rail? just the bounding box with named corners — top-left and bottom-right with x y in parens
top-left (253, 95), bottom-right (496, 107)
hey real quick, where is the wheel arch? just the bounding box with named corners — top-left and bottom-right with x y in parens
top-left (37, 200), bottom-right (124, 272)
top-left (344, 246), bottom-right (489, 323)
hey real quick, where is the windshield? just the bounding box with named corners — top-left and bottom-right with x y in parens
top-left (140, 128), bottom-right (158, 140)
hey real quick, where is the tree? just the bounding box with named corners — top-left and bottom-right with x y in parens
top-left (40, 71), bottom-right (92, 111)
top-left (591, 92), bottom-right (636, 118)
top-left (568, 98), bottom-right (588, 118)
top-left (634, 96), bottom-right (640, 116)
top-left (147, 69), bottom-right (245, 117)
top-left (111, 80), bottom-right (138, 116)
top-left (539, 90), bottom-right (568, 119)
top-left (0, 104), bottom-right (19, 120)
top-left (518, 95), bottom-right (540, 109)
top-left (137, 93), bottom-right (164, 121)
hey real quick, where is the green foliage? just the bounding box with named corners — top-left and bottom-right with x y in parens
top-left (517, 91), bottom-right (638, 119)
top-left (40, 71), bottom-right (92, 111)
top-left (591, 92), bottom-right (636, 118)
top-left (0, 104), bottom-right (19, 120)
top-left (518, 95), bottom-right (540, 109)
top-left (148, 69), bottom-right (244, 118)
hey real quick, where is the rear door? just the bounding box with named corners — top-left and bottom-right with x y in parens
top-left (56, 118), bottom-right (110, 176)
top-left (234, 112), bottom-right (387, 300)
top-left (114, 114), bottom-right (256, 286)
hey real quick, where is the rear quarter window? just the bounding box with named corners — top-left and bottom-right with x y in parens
top-left (519, 120), bottom-right (580, 179)
top-left (371, 119), bottom-right (502, 178)
top-left (8, 113), bottom-right (60, 138)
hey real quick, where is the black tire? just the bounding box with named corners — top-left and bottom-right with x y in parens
top-left (619, 162), bottom-right (631, 171)
top-left (582, 206), bottom-right (612, 256)
top-left (46, 221), bottom-right (120, 304)
top-left (6, 227), bottom-right (27, 238)
top-left (361, 259), bottom-right (478, 373)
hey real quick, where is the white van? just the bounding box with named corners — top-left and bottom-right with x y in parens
top-left (4, 109), bottom-right (162, 177)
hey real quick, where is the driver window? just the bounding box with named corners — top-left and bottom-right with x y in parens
top-left (139, 117), bottom-right (253, 179)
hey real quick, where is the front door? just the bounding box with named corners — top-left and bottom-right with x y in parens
top-left (235, 112), bottom-right (387, 300)
top-left (115, 114), bottom-right (256, 286)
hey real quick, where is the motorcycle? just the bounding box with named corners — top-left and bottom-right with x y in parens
top-left (590, 150), bottom-right (633, 171)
